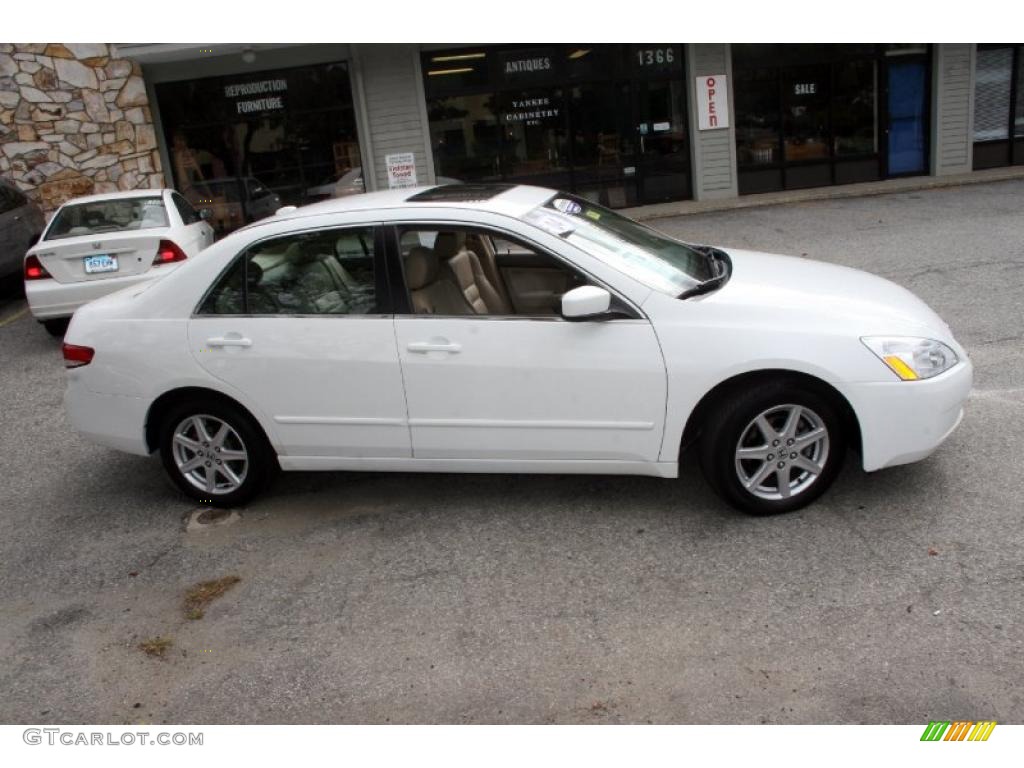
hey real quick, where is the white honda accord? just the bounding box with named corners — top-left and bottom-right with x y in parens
top-left (61, 184), bottom-right (972, 514)
top-left (25, 188), bottom-right (215, 336)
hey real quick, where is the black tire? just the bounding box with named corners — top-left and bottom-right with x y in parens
top-left (42, 318), bottom-right (70, 337)
top-left (698, 379), bottom-right (846, 515)
top-left (158, 397), bottom-right (278, 508)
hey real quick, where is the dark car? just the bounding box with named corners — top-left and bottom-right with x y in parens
top-left (0, 177), bottom-right (45, 280)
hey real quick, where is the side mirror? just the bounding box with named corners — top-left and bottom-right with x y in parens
top-left (199, 208), bottom-right (213, 221)
top-left (561, 285), bottom-right (611, 320)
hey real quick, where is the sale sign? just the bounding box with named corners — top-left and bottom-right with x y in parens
top-left (696, 74), bottom-right (730, 131)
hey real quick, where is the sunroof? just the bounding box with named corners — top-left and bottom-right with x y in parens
top-left (406, 184), bottom-right (514, 203)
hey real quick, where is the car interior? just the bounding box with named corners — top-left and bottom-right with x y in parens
top-left (200, 226), bottom-right (592, 318)
top-left (49, 199), bottom-right (170, 239)
top-left (204, 228), bottom-right (378, 316)
top-left (399, 228), bottom-right (588, 316)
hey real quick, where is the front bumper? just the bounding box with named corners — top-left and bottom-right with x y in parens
top-left (840, 358), bottom-right (974, 472)
top-left (26, 266), bottom-right (178, 320)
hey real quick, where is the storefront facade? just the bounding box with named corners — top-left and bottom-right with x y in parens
top-left (3, 43), bottom-right (1014, 225)
top-left (733, 44), bottom-right (932, 194)
top-left (421, 44), bottom-right (691, 208)
top-left (154, 61), bottom-right (362, 234)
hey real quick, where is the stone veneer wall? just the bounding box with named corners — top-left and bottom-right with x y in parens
top-left (0, 43), bottom-right (165, 214)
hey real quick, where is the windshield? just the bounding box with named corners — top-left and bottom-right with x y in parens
top-left (524, 194), bottom-right (714, 296)
top-left (45, 197), bottom-right (169, 241)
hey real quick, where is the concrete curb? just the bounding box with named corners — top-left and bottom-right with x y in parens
top-left (623, 167), bottom-right (1024, 222)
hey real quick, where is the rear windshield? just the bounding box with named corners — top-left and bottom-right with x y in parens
top-left (45, 197), bottom-right (169, 241)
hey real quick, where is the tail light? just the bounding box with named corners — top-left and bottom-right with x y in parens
top-left (24, 254), bottom-right (51, 280)
top-left (62, 342), bottom-right (94, 368)
top-left (153, 240), bottom-right (187, 266)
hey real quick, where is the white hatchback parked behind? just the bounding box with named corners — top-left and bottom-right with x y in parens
top-left (25, 189), bottom-right (215, 336)
top-left (61, 184), bottom-right (973, 515)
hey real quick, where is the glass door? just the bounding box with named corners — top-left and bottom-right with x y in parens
top-left (567, 82), bottom-right (636, 208)
top-left (886, 59), bottom-right (928, 176)
top-left (635, 79), bottom-right (690, 204)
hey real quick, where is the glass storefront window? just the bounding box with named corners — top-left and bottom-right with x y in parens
top-left (422, 50), bottom-right (490, 92)
top-left (782, 66), bottom-right (830, 162)
top-left (421, 44), bottom-right (691, 208)
top-left (428, 93), bottom-right (502, 182)
top-left (734, 44), bottom-right (907, 192)
top-left (735, 66), bottom-right (780, 166)
top-left (498, 87), bottom-right (569, 184)
top-left (1014, 46), bottom-right (1024, 138)
top-left (569, 82), bottom-right (636, 208)
top-left (156, 62), bottom-right (362, 236)
top-left (832, 60), bottom-right (877, 156)
top-left (974, 47), bottom-right (1013, 142)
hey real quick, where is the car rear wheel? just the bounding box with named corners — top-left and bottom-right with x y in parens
top-left (158, 398), bottom-right (276, 507)
top-left (698, 381), bottom-right (846, 515)
top-left (42, 318), bottom-right (70, 337)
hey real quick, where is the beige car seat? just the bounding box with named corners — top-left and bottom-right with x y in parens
top-left (434, 231), bottom-right (506, 314)
top-left (405, 246), bottom-right (473, 315)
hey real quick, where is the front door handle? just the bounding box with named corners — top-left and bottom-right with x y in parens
top-left (407, 341), bottom-right (461, 354)
top-left (207, 335), bottom-right (252, 348)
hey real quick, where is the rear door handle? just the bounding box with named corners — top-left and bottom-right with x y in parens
top-left (207, 336), bottom-right (252, 348)
top-left (407, 341), bottom-right (461, 354)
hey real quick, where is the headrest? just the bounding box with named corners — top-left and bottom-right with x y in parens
top-left (405, 246), bottom-right (438, 290)
top-left (283, 240), bottom-right (316, 265)
top-left (433, 231), bottom-right (465, 260)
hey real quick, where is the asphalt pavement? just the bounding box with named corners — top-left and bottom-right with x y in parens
top-left (0, 180), bottom-right (1021, 724)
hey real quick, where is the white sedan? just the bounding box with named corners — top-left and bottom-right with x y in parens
top-left (25, 188), bottom-right (215, 336)
top-left (61, 184), bottom-right (973, 514)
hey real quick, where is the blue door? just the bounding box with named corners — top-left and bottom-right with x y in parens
top-left (887, 61), bottom-right (927, 175)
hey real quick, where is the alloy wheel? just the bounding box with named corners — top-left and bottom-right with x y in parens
top-left (170, 414), bottom-right (249, 495)
top-left (733, 404), bottom-right (830, 501)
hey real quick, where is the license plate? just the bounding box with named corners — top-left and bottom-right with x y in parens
top-left (84, 254), bottom-right (118, 274)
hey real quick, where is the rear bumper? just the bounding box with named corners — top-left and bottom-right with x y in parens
top-left (840, 359), bottom-right (973, 472)
top-left (64, 377), bottom-right (150, 456)
top-left (26, 266), bottom-right (178, 320)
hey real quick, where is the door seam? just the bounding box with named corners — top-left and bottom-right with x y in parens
top-left (391, 316), bottom-right (416, 457)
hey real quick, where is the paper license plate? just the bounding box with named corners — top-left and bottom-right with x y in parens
top-left (84, 255), bottom-right (118, 274)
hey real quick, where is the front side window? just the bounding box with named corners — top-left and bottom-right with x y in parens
top-left (199, 227), bottom-right (377, 316)
top-left (525, 195), bottom-right (714, 296)
top-left (45, 197), bottom-right (169, 240)
top-left (398, 226), bottom-right (590, 317)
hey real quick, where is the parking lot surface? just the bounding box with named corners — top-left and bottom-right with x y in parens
top-left (0, 180), bottom-right (1021, 724)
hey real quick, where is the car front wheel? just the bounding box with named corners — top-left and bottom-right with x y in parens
top-left (158, 398), bottom-right (276, 508)
top-left (698, 381), bottom-right (846, 515)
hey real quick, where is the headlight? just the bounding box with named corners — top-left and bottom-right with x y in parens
top-left (861, 336), bottom-right (958, 381)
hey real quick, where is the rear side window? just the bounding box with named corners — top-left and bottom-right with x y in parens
top-left (198, 227), bottom-right (378, 316)
top-left (45, 197), bottom-right (169, 240)
top-left (171, 192), bottom-right (202, 225)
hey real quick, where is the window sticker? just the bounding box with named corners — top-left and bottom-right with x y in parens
top-left (523, 208), bottom-right (575, 237)
top-left (552, 198), bottom-right (583, 215)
